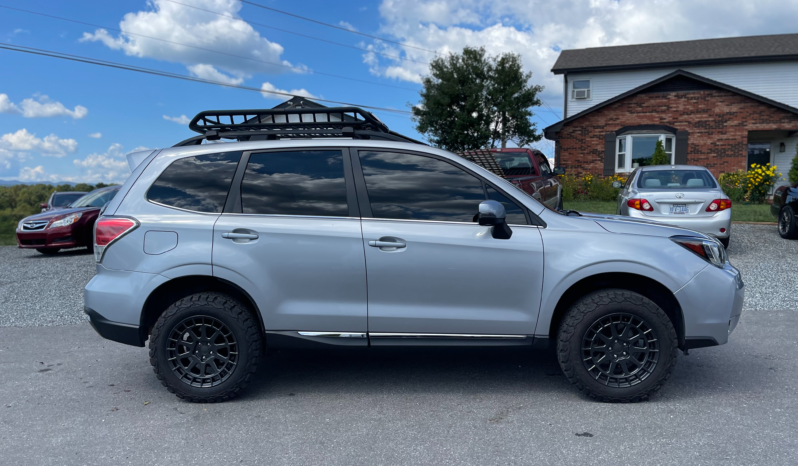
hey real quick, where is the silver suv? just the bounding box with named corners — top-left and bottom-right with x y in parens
top-left (84, 106), bottom-right (744, 403)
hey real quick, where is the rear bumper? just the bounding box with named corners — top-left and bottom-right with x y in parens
top-left (85, 307), bottom-right (144, 347)
top-left (627, 209), bottom-right (732, 238)
top-left (16, 226), bottom-right (86, 249)
top-left (675, 262), bottom-right (744, 347)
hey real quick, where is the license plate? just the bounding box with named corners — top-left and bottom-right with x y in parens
top-left (669, 204), bottom-right (689, 214)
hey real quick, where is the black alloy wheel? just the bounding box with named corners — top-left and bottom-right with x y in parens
top-left (167, 315), bottom-right (239, 388)
top-left (779, 206), bottom-right (798, 239)
top-left (581, 313), bottom-right (659, 388)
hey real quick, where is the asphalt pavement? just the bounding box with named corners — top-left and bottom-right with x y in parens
top-left (0, 224), bottom-right (796, 465)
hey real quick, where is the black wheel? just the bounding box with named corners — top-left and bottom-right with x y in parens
top-left (557, 289), bottom-right (678, 402)
top-left (719, 237), bottom-right (730, 248)
top-left (36, 248), bottom-right (60, 255)
top-left (778, 206), bottom-right (798, 239)
top-left (149, 292), bottom-right (262, 402)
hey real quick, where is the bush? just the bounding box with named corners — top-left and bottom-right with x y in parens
top-left (718, 170), bottom-right (747, 203)
top-left (718, 164), bottom-right (781, 204)
top-left (558, 173), bottom-right (624, 202)
top-left (651, 140), bottom-right (669, 165)
top-left (789, 143), bottom-right (798, 185)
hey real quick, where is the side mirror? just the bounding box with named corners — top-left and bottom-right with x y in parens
top-left (553, 167), bottom-right (566, 175)
top-left (612, 181), bottom-right (623, 189)
top-left (478, 200), bottom-right (512, 240)
top-left (40, 203), bottom-right (48, 209)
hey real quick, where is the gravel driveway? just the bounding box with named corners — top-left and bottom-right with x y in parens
top-left (0, 224), bottom-right (795, 327)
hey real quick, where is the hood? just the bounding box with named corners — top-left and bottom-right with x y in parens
top-left (21, 206), bottom-right (97, 223)
top-left (582, 212), bottom-right (711, 240)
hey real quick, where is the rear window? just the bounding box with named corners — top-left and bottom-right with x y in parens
top-left (53, 192), bottom-right (84, 207)
top-left (147, 152), bottom-right (241, 213)
top-left (637, 169), bottom-right (717, 189)
top-left (492, 153), bottom-right (536, 176)
top-left (240, 150), bottom-right (349, 217)
top-left (71, 189), bottom-right (119, 208)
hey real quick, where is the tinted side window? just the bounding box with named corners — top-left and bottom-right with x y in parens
top-left (359, 151), bottom-right (484, 222)
top-left (486, 186), bottom-right (527, 225)
top-left (241, 150), bottom-right (349, 217)
top-left (147, 152), bottom-right (241, 213)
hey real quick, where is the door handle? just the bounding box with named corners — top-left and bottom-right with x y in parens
top-left (368, 240), bottom-right (406, 248)
top-left (222, 232), bottom-right (259, 240)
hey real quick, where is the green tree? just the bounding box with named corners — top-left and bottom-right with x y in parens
top-left (789, 143), bottom-right (798, 185)
top-left (412, 46), bottom-right (543, 151)
top-left (651, 140), bottom-right (669, 165)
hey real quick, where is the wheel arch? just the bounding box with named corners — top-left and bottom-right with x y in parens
top-left (139, 275), bottom-right (265, 344)
top-left (546, 272), bottom-right (686, 349)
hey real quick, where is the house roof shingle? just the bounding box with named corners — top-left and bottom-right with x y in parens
top-left (551, 33), bottom-right (798, 74)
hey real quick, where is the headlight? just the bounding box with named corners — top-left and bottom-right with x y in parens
top-left (48, 212), bottom-right (82, 229)
top-left (670, 235), bottom-right (727, 268)
top-left (17, 219), bottom-right (25, 231)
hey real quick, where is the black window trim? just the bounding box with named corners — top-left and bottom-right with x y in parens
top-left (349, 147), bottom-right (545, 227)
top-left (146, 150), bottom-right (243, 215)
top-left (223, 146), bottom-right (360, 218)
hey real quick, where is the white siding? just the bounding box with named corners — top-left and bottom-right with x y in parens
top-left (773, 136), bottom-right (798, 190)
top-left (565, 61), bottom-right (798, 117)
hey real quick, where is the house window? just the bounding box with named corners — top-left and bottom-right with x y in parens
top-left (572, 80), bottom-right (590, 100)
top-left (615, 134), bottom-right (675, 172)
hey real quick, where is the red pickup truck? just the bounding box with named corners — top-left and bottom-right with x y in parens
top-left (459, 148), bottom-right (564, 210)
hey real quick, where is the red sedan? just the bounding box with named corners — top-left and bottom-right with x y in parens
top-left (16, 186), bottom-right (120, 254)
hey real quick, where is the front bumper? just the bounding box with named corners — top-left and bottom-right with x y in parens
top-left (627, 209), bottom-right (732, 239)
top-left (675, 261), bottom-right (744, 348)
top-left (16, 225), bottom-right (85, 249)
top-left (85, 308), bottom-right (144, 347)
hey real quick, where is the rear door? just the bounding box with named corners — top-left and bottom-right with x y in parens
top-left (212, 148), bottom-right (368, 342)
top-left (352, 149), bottom-right (544, 342)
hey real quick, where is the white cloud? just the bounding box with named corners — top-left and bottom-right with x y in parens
top-left (88, 132), bottom-right (102, 139)
top-left (368, 0), bottom-right (798, 110)
top-left (260, 82), bottom-right (320, 100)
top-left (187, 64), bottom-right (244, 85)
top-left (0, 129), bottom-right (78, 158)
top-left (80, 0), bottom-right (300, 84)
top-left (163, 115), bottom-right (191, 125)
top-left (0, 93), bottom-right (87, 119)
top-left (72, 143), bottom-right (133, 183)
top-left (339, 21), bottom-right (358, 32)
top-left (0, 94), bottom-right (21, 114)
top-left (18, 166), bottom-right (51, 182)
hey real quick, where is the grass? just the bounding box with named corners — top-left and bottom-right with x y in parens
top-left (564, 200), bottom-right (776, 223)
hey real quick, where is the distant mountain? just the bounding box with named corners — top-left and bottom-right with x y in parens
top-left (0, 180), bottom-right (78, 187)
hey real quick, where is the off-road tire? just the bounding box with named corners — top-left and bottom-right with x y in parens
top-left (719, 237), bottom-right (730, 249)
top-left (557, 289), bottom-right (678, 402)
top-left (779, 206), bottom-right (798, 239)
top-left (36, 248), bottom-right (60, 255)
top-left (149, 292), bottom-right (262, 402)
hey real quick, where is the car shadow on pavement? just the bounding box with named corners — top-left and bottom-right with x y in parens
top-left (23, 248), bottom-right (93, 259)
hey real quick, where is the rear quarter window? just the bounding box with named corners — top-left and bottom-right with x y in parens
top-left (147, 152), bottom-right (241, 213)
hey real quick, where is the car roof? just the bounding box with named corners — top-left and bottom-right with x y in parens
top-left (638, 165), bottom-right (709, 172)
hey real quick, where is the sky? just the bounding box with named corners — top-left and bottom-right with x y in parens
top-left (1, 0), bottom-right (797, 184)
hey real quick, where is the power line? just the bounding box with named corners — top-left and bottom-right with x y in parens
top-left (161, 0), bottom-right (429, 66)
top-left (0, 5), bottom-right (419, 93)
top-left (0, 43), bottom-right (413, 115)
top-left (239, 0), bottom-right (440, 55)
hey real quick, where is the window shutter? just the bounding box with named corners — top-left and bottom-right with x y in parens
top-left (603, 132), bottom-right (616, 175)
top-left (674, 130), bottom-right (689, 165)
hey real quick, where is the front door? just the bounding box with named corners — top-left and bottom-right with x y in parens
top-left (212, 149), bottom-right (367, 340)
top-left (352, 149), bottom-right (544, 341)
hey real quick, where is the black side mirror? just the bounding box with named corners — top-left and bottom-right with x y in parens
top-left (478, 200), bottom-right (512, 240)
top-left (553, 167), bottom-right (566, 175)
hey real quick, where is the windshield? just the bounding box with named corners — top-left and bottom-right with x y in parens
top-left (53, 192), bottom-right (84, 207)
top-left (637, 169), bottom-right (717, 189)
top-left (71, 189), bottom-right (119, 208)
top-left (492, 153), bottom-right (536, 176)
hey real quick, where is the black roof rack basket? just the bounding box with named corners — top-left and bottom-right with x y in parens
top-left (174, 106), bottom-right (425, 146)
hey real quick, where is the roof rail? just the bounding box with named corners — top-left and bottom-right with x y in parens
top-left (173, 106), bottom-right (425, 146)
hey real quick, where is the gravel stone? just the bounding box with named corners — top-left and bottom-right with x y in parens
top-left (0, 223), bottom-right (795, 328)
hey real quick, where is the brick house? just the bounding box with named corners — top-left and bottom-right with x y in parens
top-left (544, 34), bottom-right (798, 188)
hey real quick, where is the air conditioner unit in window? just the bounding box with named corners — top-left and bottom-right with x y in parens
top-left (572, 89), bottom-right (590, 99)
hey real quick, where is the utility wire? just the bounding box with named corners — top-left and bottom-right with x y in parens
top-left (238, 0), bottom-right (440, 55)
top-left (0, 5), bottom-right (420, 92)
top-left (0, 43), bottom-right (413, 115)
top-left (161, 0), bottom-right (429, 65)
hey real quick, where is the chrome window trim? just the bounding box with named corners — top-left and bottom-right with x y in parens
top-left (220, 213), bottom-right (360, 221)
top-left (298, 332), bottom-right (366, 338)
top-left (361, 217), bottom-right (538, 227)
top-left (368, 333), bottom-right (526, 339)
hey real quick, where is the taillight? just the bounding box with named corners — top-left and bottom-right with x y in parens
top-left (706, 199), bottom-right (732, 212)
top-left (671, 236), bottom-right (727, 268)
top-left (94, 217), bottom-right (138, 262)
top-left (627, 198), bottom-right (653, 211)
